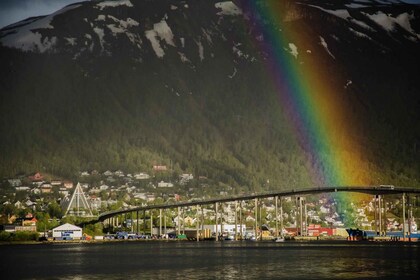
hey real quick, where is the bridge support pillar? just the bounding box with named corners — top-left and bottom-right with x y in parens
top-left (254, 198), bottom-right (258, 240)
top-left (402, 193), bottom-right (406, 240)
top-left (164, 209), bottom-right (167, 237)
top-left (131, 212), bottom-right (134, 232)
top-left (143, 210), bottom-right (146, 235)
top-left (234, 200), bottom-right (238, 241)
top-left (239, 201), bottom-right (243, 240)
top-left (150, 212), bottom-right (153, 236)
top-left (159, 208), bottom-right (162, 237)
top-left (275, 196), bottom-right (279, 237)
top-left (196, 204), bottom-right (200, 242)
top-left (280, 197), bottom-right (284, 237)
top-left (215, 202), bottom-right (219, 241)
top-left (297, 197), bottom-right (304, 236)
top-left (136, 210), bottom-right (139, 234)
top-left (378, 195), bottom-right (382, 235)
top-left (177, 207), bottom-right (181, 236)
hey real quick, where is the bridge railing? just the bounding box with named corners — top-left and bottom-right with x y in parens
top-left (93, 185), bottom-right (419, 223)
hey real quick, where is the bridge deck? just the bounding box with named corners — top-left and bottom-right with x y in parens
top-left (94, 186), bottom-right (420, 223)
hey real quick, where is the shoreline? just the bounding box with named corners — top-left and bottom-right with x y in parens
top-left (1, 237), bottom-right (419, 246)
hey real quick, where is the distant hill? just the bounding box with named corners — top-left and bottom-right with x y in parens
top-left (0, 0), bottom-right (419, 190)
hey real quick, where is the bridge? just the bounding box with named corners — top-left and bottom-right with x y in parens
top-left (84, 185), bottom-right (420, 240)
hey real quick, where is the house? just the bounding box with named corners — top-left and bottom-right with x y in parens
top-left (158, 181), bottom-right (174, 188)
top-left (14, 201), bottom-right (24, 209)
top-left (153, 165), bottom-right (167, 171)
top-left (146, 194), bottom-right (156, 202)
top-left (103, 170), bottom-right (113, 176)
top-left (15, 186), bottom-right (30, 192)
top-left (25, 200), bottom-right (37, 209)
top-left (40, 183), bottom-right (53, 194)
top-left (89, 196), bottom-right (101, 210)
top-left (89, 187), bottom-right (100, 194)
top-left (134, 172), bottom-right (150, 180)
top-left (106, 177), bottom-right (116, 183)
top-left (80, 171), bottom-right (90, 176)
top-left (99, 184), bottom-right (109, 191)
top-left (31, 187), bottom-right (41, 194)
top-left (114, 170), bottom-right (124, 177)
top-left (179, 174), bottom-right (193, 185)
top-left (63, 181), bottom-right (74, 189)
top-left (8, 179), bottom-right (22, 187)
top-left (133, 193), bottom-right (147, 200)
top-left (51, 180), bottom-right (62, 186)
top-left (52, 223), bottom-right (83, 240)
top-left (28, 172), bottom-right (44, 182)
top-left (90, 170), bottom-right (99, 176)
top-left (59, 187), bottom-right (69, 196)
top-left (22, 216), bottom-right (37, 227)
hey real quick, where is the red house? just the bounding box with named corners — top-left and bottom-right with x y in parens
top-left (28, 172), bottom-right (44, 182)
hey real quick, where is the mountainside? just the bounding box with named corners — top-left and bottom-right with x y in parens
top-left (0, 0), bottom-right (419, 191)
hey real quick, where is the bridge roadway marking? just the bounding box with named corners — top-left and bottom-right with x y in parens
top-left (95, 186), bottom-right (420, 223)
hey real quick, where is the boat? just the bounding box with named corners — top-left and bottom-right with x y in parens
top-left (225, 235), bottom-right (235, 241)
top-left (274, 237), bottom-right (285, 242)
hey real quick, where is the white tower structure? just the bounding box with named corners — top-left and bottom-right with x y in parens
top-left (61, 183), bottom-right (93, 217)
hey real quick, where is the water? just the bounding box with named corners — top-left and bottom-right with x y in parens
top-left (1, 241), bottom-right (419, 279)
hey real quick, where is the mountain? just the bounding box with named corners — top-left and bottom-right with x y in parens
top-left (0, 0), bottom-right (419, 191)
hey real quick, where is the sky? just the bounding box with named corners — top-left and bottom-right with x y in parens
top-left (1, 0), bottom-right (420, 28)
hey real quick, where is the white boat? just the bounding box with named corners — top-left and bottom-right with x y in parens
top-left (274, 237), bottom-right (285, 242)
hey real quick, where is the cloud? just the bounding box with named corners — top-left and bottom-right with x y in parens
top-left (0, 0), bottom-right (88, 28)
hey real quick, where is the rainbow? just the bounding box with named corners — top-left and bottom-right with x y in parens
top-left (243, 1), bottom-right (375, 189)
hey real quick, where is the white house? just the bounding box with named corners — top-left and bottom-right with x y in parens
top-left (157, 181), bottom-right (174, 188)
top-left (52, 223), bottom-right (83, 240)
top-left (134, 172), bottom-right (150, 180)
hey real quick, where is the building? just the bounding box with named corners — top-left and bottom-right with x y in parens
top-left (28, 172), bottom-right (44, 182)
top-left (203, 224), bottom-right (247, 237)
top-left (52, 223), bottom-right (83, 240)
top-left (60, 183), bottom-right (93, 217)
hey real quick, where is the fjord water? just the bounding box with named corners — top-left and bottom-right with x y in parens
top-left (1, 241), bottom-right (419, 279)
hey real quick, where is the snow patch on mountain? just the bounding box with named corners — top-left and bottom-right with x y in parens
top-left (351, 18), bottom-right (375, 30)
top-left (153, 19), bottom-right (175, 46)
top-left (65, 37), bottom-right (77, 46)
top-left (178, 52), bottom-right (190, 63)
top-left (308, 4), bottom-right (378, 32)
top-left (288, 43), bottom-right (298, 58)
top-left (197, 40), bottom-right (204, 61)
top-left (145, 19), bottom-right (175, 58)
top-left (363, 11), bottom-right (419, 38)
top-left (106, 16), bottom-right (139, 35)
top-left (363, 11), bottom-right (395, 30)
top-left (395, 13), bottom-right (419, 37)
top-left (308, 5), bottom-right (352, 20)
top-left (215, 1), bottom-right (242, 16)
top-left (349, 27), bottom-right (372, 39)
top-left (93, 27), bottom-right (105, 50)
top-left (346, 3), bottom-right (369, 9)
top-left (97, 0), bottom-right (133, 10)
top-left (0, 4), bottom-right (80, 52)
top-left (145, 30), bottom-right (164, 58)
top-left (319, 36), bottom-right (335, 59)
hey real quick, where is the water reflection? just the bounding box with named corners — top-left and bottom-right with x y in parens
top-left (1, 242), bottom-right (419, 279)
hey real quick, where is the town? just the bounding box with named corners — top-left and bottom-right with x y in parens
top-left (0, 168), bottom-right (418, 242)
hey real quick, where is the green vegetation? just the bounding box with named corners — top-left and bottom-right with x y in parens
top-left (0, 231), bottom-right (39, 242)
top-left (0, 0), bottom-right (419, 192)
